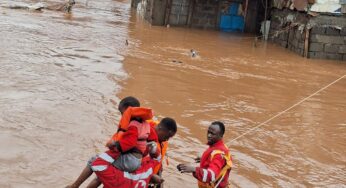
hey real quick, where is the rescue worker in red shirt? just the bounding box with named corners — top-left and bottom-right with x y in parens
top-left (177, 121), bottom-right (232, 188)
top-left (146, 119), bottom-right (172, 188)
top-left (67, 96), bottom-right (156, 188)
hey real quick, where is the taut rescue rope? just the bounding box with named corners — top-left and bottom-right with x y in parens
top-left (229, 74), bottom-right (346, 144)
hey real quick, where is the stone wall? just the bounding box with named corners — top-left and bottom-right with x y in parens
top-left (270, 9), bottom-right (346, 61)
top-left (270, 9), bottom-right (308, 57)
top-left (271, 25), bottom-right (307, 56)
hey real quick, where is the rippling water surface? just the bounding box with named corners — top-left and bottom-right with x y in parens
top-left (1, 0), bottom-right (346, 187)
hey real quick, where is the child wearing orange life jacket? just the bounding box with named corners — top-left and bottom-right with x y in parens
top-left (67, 96), bottom-right (160, 188)
top-left (92, 117), bottom-right (178, 188)
top-left (103, 106), bottom-right (161, 172)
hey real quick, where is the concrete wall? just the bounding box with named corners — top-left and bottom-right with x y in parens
top-left (308, 27), bottom-right (346, 60)
top-left (136, 0), bottom-right (220, 29)
top-left (190, 0), bottom-right (219, 29)
top-left (151, 0), bottom-right (167, 25)
top-left (270, 9), bottom-right (346, 61)
top-left (168, 0), bottom-right (190, 26)
top-left (134, 0), bottom-right (266, 33)
top-left (136, 0), bottom-right (153, 23)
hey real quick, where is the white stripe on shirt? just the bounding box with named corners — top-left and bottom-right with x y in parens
top-left (208, 169), bottom-right (216, 181)
top-left (202, 169), bottom-right (208, 182)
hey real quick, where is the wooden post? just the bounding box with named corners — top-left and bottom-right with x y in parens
top-left (263, 0), bottom-right (268, 40)
top-left (304, 28), bottom-right (311, 58)
top-left (243, 0), bottom-right (249, 32)
top-left (187, 0), bottom-right (195, 26)
top-left (215, 0), bottom-right (221, 29)
top-left (164, 0), bottom-right (172, 26)
top-left (189, 0), bottom-right (195, 27)
top-left (150, 0), bottom-right (154, 23)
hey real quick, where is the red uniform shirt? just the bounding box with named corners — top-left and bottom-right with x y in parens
top-left (193, 140), bottom-right (231, 188)
top-left (91, 124), bottom-right (161, 188)
top-left (93, 156), bottom-right (159, 188)
top-left (145, 122), bottom-right (169, 174)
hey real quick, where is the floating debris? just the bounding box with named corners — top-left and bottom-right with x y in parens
top-left (190, 49), bottom-right (197, 57)
top-left (0, 0), bottom-right (75, 13)
top-left (172, 60), bottom-right (183, 64)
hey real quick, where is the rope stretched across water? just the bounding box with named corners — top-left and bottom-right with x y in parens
top-left (229, 74), bottom-right (346, 144)
top-left (165, 74), bottom-right (345, 188)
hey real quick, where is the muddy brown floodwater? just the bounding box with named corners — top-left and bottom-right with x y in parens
top-left (1, 0), bottom-right (346, 187)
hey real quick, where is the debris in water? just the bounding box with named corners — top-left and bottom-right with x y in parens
top-left (190, 49), bottom-right (197, 57)
top-left (172, 60), bottom-right (183, 64)
top-left (253, 37), bottom-right (258, 47)
top-left (63, 0), bottom-right (75, 13)
top-left (1, 0), bottom-right (75, 13)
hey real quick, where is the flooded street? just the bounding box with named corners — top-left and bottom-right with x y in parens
top-left (0, 0), bottom-right (130, 187)
top-left (1, 0), bottom-right (346, 187)
top-left (121, 18), bottom-right (346, 187)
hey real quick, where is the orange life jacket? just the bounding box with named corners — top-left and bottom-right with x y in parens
top-left (128, 120), bottom-right (151, 154)
top-left (107, 107), bottom-right (153, 145)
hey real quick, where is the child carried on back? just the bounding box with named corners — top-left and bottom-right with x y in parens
top-left (67, 96), bottom-right (160, 188)
top-left (102, 104), bottom-right (160, 172)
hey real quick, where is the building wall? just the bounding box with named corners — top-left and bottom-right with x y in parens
top-left (190, 0), bottom-right (219, 29)
top-left (168, 0), bottom-right (190, 26)
top-left (270, 9), bottom-right (346, 61)
top-left (270, 9), bottom-right (307, 56)
top-left (136, 0), bottom-right (153, 23)
top-left (134, 0), bottom-right (265, 33)
top-left (152, 0), bottom-right (167, 25)
top-left (244, 0), bottom-right (259, 33)
top-left (308, 26), bottom-right (346, 60)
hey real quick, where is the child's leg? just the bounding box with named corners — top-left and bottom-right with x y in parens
top-left (66, 166), bottom-right (93, 188)
top-left (66, 155), bottom-right (98, 188)
top-left (112, 153), bottom-right (141, 172)
top-left (86, 178), bottom-right (102, 188)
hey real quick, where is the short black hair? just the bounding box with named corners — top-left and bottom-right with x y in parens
top-left (119, 96), bottom-right (140, 109)
top-left (211, 121), bottom-right (225, 136)
top-left (160, 117), bottom-right (177, 134)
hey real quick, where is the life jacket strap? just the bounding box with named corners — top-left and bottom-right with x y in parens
top-left (199, 149), bottom-right (232, 188)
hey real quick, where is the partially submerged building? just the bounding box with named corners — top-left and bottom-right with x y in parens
top-left (270, 0), bottom-right (346, 60)
top-left (132, 0), bottom-right (346, 61)
top-left (132, 0), bottom-right (267, 33)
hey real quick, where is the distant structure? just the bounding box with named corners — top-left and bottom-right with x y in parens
top-left (1, 0), bottom-right (75, 13)
top-left (132, 0), bottom-right (346, 61)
